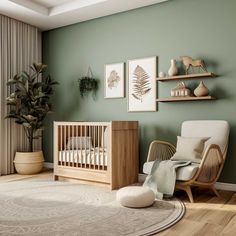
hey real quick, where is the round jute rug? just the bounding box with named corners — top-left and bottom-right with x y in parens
top-left (0, 181), bottom-right (185, 236)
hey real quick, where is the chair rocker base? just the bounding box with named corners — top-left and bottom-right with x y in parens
top-left (175, 181), bottom-right (221, 203)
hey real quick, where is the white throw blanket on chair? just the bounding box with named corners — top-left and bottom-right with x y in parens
top-left (143, 160), bottom-right (191, 199)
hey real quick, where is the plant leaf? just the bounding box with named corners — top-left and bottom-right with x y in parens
top-left (132, 65), bottom-right (151, 102)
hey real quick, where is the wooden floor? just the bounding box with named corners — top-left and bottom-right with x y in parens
top-left (1, 170), bottom-right (236, 235)
top-left (159, 188), bottom-right (236, 236)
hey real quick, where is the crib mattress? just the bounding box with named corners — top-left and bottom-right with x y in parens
top-left (59, 148), bottom-right (108, 166)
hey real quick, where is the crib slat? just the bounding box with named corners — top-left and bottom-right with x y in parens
top-left (65, 125), bottom-right (67, 166)
top-left (80, 125), bottom-right (83, 168)
top-left (76, 125), bottom-right (79, 168)
top-left (72, 125), bottom-right (75, 167)
top-left (89, 125), bottom-right (91, 169)
top-left (69, 125), bottom-right (71, 165)
top-left (102, 126), bottom-right (105, 170)
top-left (97, 126), bottom-right (99, 169)
top-left (98, 125), bottom-right (100, 169)
top-left (60, 125), bottom-right (62, 166)
top-left (85, 125), bottom-right (87, 167)
top-left (93, 125), bottom-right (96, 170)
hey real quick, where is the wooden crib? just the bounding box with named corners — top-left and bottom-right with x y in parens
top-left (53, 121), bottom-right (139, 189)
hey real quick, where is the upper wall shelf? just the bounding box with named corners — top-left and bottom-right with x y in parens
top-left (156, 72), bottom-right (216, 82)
top-left (156, 96), bottom-right (216, 102)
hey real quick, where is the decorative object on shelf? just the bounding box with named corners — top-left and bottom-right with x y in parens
top-left (159, 71), bottom-right (166, 78)
top-left (6, 63), bottom-right (59, 174)
top-left (128, 57), bottom-right (157, 112)
top-left (104, 62), bottom-right (124, 98)
top-left (170, 82), bottom-right (191, 97)
top-left (78, 67), bottom-right (98, 98)
top-left (180, 56), bottom-right (208, 74)
top-left (168, 59), bottom-right (178, 76)
top-left (194, 81), bottom-right (209, 97)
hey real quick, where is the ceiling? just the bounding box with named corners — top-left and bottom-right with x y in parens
top-left (0, 0), bottom-right (168, 31)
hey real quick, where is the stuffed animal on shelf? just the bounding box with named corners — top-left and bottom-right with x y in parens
top-left (180, 56), bottom-right (207, 74)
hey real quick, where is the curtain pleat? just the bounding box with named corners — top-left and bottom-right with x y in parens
top-left (0, 14), bottom-right (42, 175)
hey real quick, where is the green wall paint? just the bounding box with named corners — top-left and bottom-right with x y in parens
top-left (42, 0), bottom-right (236, 183)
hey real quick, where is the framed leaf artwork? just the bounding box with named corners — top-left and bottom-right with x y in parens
top-left (127, 57), bottom-right (157, 112)
top-left (104, 63), bottom-right (125, 98)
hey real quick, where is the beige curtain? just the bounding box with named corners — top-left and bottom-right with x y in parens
top-left (0, 15), bottom-right (42, 175)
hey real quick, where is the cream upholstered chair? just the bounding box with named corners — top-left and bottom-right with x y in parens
top-left (143, 120), bottom-right (230, 203)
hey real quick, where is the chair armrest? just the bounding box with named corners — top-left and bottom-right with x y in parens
top-left (196, 144), bottom-right (225, 183)
top-left (202, 144), bottom-right (224, 163)
top-left (146, 140), bottom-right (176, 162)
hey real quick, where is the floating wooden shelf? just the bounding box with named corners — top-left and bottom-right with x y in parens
top-left (156, 96), bottom-right (216, 102)
top-left (156, 72), bottom-right (216, 82)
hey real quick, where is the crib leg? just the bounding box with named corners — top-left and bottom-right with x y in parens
top-left (54, 175), bottom-right (59, 181)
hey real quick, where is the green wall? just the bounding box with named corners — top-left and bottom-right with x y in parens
top-left (42, 0), bottom-right (236, 183)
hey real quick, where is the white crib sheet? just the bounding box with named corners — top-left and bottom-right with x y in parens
top-left (59, 148), bottom-right (108, 166)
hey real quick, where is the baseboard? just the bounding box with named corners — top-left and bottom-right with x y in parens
top-left (44, 162), bottom-right (53, 169)
top-left (42, 166), bottom-right (236, 192)
top-left (138, 174), bottom-right (236, 192)
top-left (214, 182), bottom-right (236, 191)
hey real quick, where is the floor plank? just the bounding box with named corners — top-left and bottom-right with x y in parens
top-left (221, 215), bottom-right (236, 235)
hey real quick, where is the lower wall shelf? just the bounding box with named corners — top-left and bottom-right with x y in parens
top-left (156, 96), bottom-right (216, 102)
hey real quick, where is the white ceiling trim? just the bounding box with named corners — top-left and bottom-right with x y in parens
top-left (49, 0), bottom-right (108, 16)
top-left (0, 0), bottom-right (169, 31)
top-left (10, 0), bottom-right (49, 16)
top-left (10, 0), bottom-right (109, 17)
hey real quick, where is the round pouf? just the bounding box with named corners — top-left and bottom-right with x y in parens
top-left (116, 186), bottom-right (155, 208)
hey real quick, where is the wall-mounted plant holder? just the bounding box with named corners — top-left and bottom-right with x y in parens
top-left (78, 67), bottom-right (98, 99)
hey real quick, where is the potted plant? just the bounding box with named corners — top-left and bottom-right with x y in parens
top-left (78, 67), bottom-right (98, 98)
top-left (6, 63), bottom-right (58, 174)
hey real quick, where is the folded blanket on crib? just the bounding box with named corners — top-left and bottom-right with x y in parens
top-left (143, 160), bottom-right (191, 199)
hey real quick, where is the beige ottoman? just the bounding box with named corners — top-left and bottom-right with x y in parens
top-left (116, 186), bottom-right (155, 208)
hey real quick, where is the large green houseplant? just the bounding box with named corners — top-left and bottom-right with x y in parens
top-left (6, 63), bottom-right (58, 174)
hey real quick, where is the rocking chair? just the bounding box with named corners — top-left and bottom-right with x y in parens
top-left (143, 120), bottom-right (230, 203)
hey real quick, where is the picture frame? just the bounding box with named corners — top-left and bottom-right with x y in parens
top-left (127, 56), bottom-right (157, 112)
top-left (104, 63), bottom-right (125, 98)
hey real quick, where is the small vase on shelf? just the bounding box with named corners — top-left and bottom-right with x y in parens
top-left (194, 81), bottom-right (209, 97)
top-left (168, 59), bottom-right (178, 76)
top-left (159, 72), bottom-right (166, 78)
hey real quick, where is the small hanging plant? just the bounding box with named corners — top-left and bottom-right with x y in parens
top-left (78, 67), bottom-right (98, 98)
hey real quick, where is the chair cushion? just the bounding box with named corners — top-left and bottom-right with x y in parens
top-left (143, 161), bottom-right (199, 181)
top-left (116, 186), bottom-right (155, 208)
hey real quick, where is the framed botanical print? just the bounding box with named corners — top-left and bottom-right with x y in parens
top-left (104, 63), bottom-right (125, 98)
top-left (127, 57), bottom-right (157, 112)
